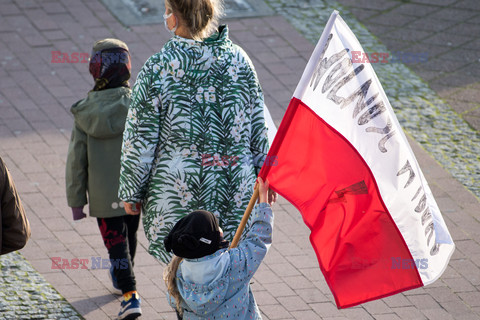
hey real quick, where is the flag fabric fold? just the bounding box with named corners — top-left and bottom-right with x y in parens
top-left (259, 11), bottom-right (455, 309)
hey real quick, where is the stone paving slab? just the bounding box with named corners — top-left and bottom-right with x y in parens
top-left (1, 0), bottom-right (480, 319)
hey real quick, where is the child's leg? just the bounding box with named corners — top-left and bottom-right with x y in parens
top-left (125, 214), bottom-right (140, 267)
top-left (97, 217), bottom-right (137, 294)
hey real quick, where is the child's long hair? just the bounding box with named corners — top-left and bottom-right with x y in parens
top-left (163, 255), bottom-right (184, 317)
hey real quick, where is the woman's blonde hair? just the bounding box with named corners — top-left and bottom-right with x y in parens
top-left (163, 255), bottom-right (184, 317)
top-left (165, 0), bottom-right (224, 40)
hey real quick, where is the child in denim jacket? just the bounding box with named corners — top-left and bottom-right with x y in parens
top-left (163, 177), bottom-right (273, 319)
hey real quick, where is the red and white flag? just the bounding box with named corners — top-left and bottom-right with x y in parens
top-left (259, 11), bottom-right (455, 309)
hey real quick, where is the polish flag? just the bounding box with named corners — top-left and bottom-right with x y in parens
top-left (259, 11), bottom-right (455, 308)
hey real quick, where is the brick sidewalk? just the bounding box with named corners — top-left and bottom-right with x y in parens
top-left (1, 0), bottom-right (480, 319)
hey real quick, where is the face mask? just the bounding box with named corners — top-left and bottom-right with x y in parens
top-left (163, 12), bottom-right (177, 37)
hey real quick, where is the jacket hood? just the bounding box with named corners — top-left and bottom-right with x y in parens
top-left (161, 25), bottom-right (233, 85)
top-left (178, 250), bottom-right (230, 315)
top-left (71, 87), bottom-right (130, 138)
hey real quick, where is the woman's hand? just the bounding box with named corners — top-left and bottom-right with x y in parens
top-left (123, 202), bottom-right (141, 215)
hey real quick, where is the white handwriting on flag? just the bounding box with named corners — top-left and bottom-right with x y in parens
top-left (310, 33), bottom-right (395, 154)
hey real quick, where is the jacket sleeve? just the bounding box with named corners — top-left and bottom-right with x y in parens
top-left (248, 65), bottom-right (269, 176)
top-left (231, 202), bottom-right (273, 281)
top-left (65, 124), bottom-right (88, 207)
top-left (118, 58), bottom-right (160, 203)
top-left (1, 157), bottom-right (31, 255)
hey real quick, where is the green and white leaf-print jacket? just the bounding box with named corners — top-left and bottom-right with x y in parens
top-left (119, 25), bottom-right (269, 263)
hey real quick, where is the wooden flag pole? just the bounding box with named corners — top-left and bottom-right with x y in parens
top-left (229, 185), bottom-right (259, 249)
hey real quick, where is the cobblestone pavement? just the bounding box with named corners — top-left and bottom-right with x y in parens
top-left (0, 252), bottom-right (82, 319)
top-left (1, 0), bottom-right (480, 319)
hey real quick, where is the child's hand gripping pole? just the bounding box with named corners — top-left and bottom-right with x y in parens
top-left (229, 185), bottom-right (259, 249)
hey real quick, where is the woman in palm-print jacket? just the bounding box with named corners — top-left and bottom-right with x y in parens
top-left (118, 0), bottom-right (270, 263)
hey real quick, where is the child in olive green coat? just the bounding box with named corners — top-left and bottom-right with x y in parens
top-left (65, 38), bottom-right (141, 320)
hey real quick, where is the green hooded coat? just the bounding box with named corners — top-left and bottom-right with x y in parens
top-left (65, 87), bottom-right (130, 218)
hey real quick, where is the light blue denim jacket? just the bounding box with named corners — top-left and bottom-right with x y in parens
top-left (169, 203), bottom-right (273, 319)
